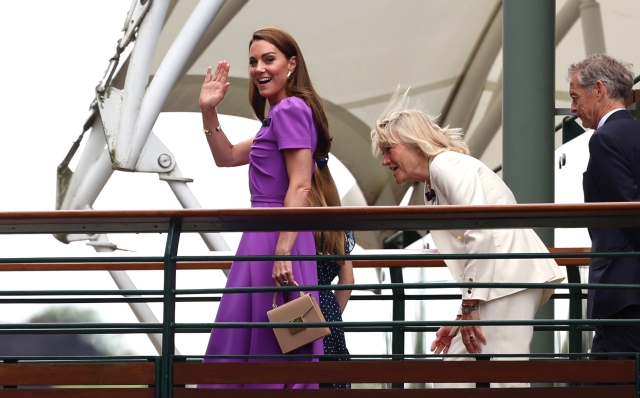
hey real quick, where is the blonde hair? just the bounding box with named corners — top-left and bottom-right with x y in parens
top-left (371, 88), bottom-right (469, 158)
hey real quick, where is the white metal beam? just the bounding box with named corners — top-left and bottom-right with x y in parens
top-left (113, 0), bottom-right (171, 170)
top-left (134, 0), bottom-right (228, 170)
top-left (579, 0), bottom-right (606, 55)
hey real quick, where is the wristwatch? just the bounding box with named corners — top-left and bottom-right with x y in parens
top-left (460, 304), bottom-right (478, 314)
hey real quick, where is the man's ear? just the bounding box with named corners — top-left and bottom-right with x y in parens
top-left (594, 80), bottom-right (607, 99)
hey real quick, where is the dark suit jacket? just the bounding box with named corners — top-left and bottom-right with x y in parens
top-left (583, 110), bottom-right (640, 319)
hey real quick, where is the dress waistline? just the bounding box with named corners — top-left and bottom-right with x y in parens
top-left (250, 194), bottom-right (285, 204)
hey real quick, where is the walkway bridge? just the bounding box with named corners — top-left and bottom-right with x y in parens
top-left (0, 204), bottom-right (639, 396)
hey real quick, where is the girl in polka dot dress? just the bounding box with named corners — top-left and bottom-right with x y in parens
top-left (308, 156), bottom-right (355, 389)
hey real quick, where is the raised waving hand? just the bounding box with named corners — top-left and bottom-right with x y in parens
top-left (199, 61), bottom-right (231, 112)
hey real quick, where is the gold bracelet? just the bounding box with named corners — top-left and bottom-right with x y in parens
top-left (203, 124), bottom-right (222, 136)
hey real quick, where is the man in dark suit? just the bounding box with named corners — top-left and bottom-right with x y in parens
top-left (568, 54), bottom-right (640, 359)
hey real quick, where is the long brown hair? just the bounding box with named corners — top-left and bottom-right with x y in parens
top-left (308, 163), bottom-right (345, 263)
top-left (248, 27), bottom-right (332, 160)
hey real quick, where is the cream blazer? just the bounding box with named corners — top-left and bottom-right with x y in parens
top-left (424, 151), bottom-right (564, 306)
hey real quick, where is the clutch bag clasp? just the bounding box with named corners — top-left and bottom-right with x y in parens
top-left (288, 316), bottom-right (305, 334)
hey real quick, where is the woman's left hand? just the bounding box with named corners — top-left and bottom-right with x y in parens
top-left (272, 260), bottom-right (294, 286)
top-left (430, 326), bottom-right (455, 355)
top-left (460, 309), bottom-right (486, 353)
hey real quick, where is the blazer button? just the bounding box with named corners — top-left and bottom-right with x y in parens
top-left (467, 289), bottom-right (472, 294)
top-left (456, 236), bottom-right (463, 241)
top-left (469, 278), bottom-right (474, 282)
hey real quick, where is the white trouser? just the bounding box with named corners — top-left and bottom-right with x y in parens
top-left (433, 288), bottom-right (543, 388)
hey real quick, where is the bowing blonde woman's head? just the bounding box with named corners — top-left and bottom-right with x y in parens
top-left (371, 88), bottom-right (469, 159)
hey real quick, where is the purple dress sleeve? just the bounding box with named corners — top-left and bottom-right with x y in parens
top-left (271, 97), bottom-right (317, 151)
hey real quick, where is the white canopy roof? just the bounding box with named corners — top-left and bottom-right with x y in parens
top-left (104, 0), bottom-right (640, 247)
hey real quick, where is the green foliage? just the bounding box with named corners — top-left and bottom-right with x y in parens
top-left (28, 306), bottom-right (136, 356)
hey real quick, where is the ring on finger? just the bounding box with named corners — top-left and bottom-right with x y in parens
top-left (470, 335), bottom-right (474, 339)
top-left (283, 280), bottom-right (289, 285)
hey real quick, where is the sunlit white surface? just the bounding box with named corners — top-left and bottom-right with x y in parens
top-left (554, 130), bottom-right (594, 353)
top-left (554, 130), bottom-right (594, 248)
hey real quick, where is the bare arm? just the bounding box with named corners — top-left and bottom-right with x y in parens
top-left (271, 148), bottom-right (313, 286)
top-left (200, 62), bottom-right (252, 167)
top-left (334, 260), bottom-right (354, 312)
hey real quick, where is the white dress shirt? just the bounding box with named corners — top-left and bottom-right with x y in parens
top-left (597, 108), bottom-right (625, 129)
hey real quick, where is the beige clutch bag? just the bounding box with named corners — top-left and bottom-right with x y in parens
top-left (267, 283), bottom-right (331, 354)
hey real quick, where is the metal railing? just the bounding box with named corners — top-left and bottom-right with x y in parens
top-left (1, 204), bottom-right (640, 396)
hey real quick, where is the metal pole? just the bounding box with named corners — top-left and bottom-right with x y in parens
top-left (135, 0), bottom-right (228, 162)
top-left (165, 178), bottom-right (231, 252)
top-left (503, 0), bottom-right (555, 364)
top-left (567, 267), bottom-right (583, 354)
top-left (389, 267), bottom-right (404, 389)
top-left (382, 233), bottom-right (405, 389)
top-left (161, 221), bottom-right (181, 398)
top-left (60, 119), bottom-right (114, 211)
top-left (116, 0), bottom-right (171, 170)
top-left (466, 0), bottom-right (581, 159)
top-left (556, 0), bottom-right (581, 45)
top-left (442, 4), bottom-right (502, 131)
top-left (579, 0), bottom-right (606, 56)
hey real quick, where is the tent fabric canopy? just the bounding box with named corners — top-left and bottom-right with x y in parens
top-left (149, 0), bottom-right (498, 208)
top-left (105, 0), bottom-right (640, 248)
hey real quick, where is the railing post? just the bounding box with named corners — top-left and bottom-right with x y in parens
top-left (389, 267), bottom-right (405, 389)
top-left (567, 266), bottom-right (583, 355)
top-left (153, 356), bottom-right (162, 398)
top-left (562, 116), bottom-right (586, 144)
top-left (383, 231), bottom-right (421, 389)
top-left (2, 359), bottom-right (18, 389)
top-left (636, 353), bottom-right (640, 398)
top-left (503, 0), bottom-right (556, 369)
top-left (160, 220), bottom-right (181, 398)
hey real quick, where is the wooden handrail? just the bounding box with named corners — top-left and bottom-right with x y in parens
top-left (174, 359), bottom-right (636, 384)
top-left (0, 362), bottom-right (155, 386)
top-left (171, 360), bottom-right (637, 397)
top-left (174, 386), bottom-right (633, 398)
top-left (0, 360), bottom-right (633, 397)
top-left (2, 203), bottom-right (640, 234)
top-left (0, 248), bottom-right (591, 271)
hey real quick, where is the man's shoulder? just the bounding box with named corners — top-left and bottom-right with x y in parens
top-left (602, 110), bottom-right (640, 130)
top-left (597, 111), bottom-right (640, 141)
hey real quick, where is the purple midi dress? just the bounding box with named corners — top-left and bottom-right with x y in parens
top-left (199, 97), bottom-right (322, 389)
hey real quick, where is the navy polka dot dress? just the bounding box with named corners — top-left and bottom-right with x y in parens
top-left (317, 231), bottom-right (355, 389)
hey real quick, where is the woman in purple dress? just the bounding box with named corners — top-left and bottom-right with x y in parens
top-left (197, 28), bottom-right (333, 389)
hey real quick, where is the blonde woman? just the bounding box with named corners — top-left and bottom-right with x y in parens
top-left (370, 89), bottom-right (564, 388)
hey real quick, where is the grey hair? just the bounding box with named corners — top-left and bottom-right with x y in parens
top-left (371, 88), bottom-right (469, 158)
top-left (567, 54), bottom-right (634, 101)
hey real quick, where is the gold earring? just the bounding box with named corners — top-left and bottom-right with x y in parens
top-left (287, 71), bottom-right (293, 79)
